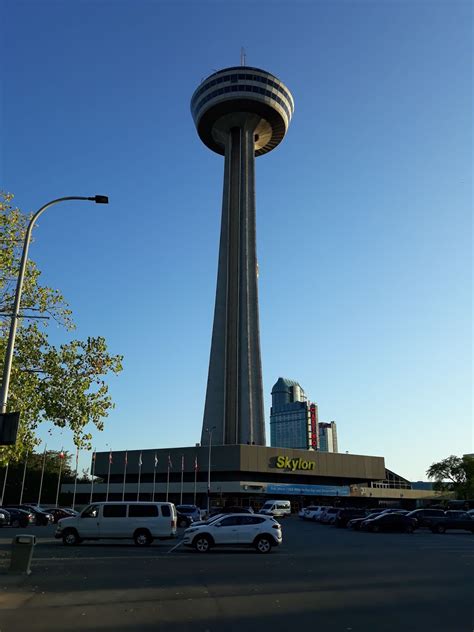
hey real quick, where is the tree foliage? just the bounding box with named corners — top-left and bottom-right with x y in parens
top-left (0, 192), bottom-right (123, 463)
top-left (426, 455), bottom-right (474, 500)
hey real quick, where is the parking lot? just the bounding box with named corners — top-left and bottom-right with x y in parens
top-left (0, 516), bottom-right (473, 631)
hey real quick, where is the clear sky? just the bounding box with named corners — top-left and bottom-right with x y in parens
top-left (1, 0), bottom-right (472, 480)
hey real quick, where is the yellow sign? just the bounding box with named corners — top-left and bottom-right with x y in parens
top-left (276, 455), bottom-right (316, 472)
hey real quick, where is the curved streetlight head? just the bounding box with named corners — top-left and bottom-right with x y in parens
top-left (89, 195), bottom-right (109, 204)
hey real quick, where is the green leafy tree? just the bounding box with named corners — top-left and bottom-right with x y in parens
top-left (0, 192), bottom-right (123, 463)
top-left (426, 455), bottom-right (474, 500)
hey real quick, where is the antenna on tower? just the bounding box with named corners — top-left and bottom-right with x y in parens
top-left (240, 47), bottom-right (246, 66)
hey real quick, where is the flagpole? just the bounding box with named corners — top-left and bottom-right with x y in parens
top-left (72, 446), bottom-right (79, 510)
top-left (137, 452), bottom-right (142, 501)
top-left (55, 448), bottom-right (64, 508)
top-left (1, 462), bottom-right (9, 506)
top-left (19, 450), bottom-right (29, 504)
top-left (106, 450), bottom-right (112, 501)
top-left (166, 455), bottom-right (170, 502)
top-left (193, 456), bottom-right (197, 506)
top-left (37, 444), bottom-right (47, 506)
top-left (122, 451), bottom-right (128, 502)
top-left (180, 455), bottom-right (184, 505)
top-left (89, 449), bottom-right (96, 504)
top-left (152, 454), bottom-right (157, 501)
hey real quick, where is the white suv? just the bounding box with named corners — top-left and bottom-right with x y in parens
top-left (183, 513), bottom-right (282, 554)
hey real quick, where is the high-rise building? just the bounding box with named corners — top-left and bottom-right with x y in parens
top-left (270, 378), bottom-right (317, 449)
top-left (191, 67), bottom-right (294, 446)
top-left (319, 421), bottom-right (338, 453)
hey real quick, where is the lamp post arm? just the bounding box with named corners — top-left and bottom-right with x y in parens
top-left (0, 196), bottom-right (95, 414)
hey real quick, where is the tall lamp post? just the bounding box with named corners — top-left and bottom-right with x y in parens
top-left (0, 195), bottom-right (108, 442)
top-left (205, 426), bottom-right (216, 515)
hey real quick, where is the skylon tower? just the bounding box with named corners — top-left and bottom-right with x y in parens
top-left (191, 66), bottom-right (294, 446)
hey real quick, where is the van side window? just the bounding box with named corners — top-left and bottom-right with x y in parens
top-left (129, 505), bottom-right (158, 518)
top-left (82, 505), bottom-right (99, 518)
top-left (161, 505), bottom-right (171, 517)
top-left (103, 505), bottom-right (127, 518)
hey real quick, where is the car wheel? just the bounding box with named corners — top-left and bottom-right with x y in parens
top-left (11, 519), bottom-right (20, 528)
top-left (194, 535), bottom-right (212, 553)
top-left (405, 525), bottom-right (414, 533)
top-left (134, 530), bottom-right (153, 546)
top-left (255, 536), bottom-right (272, 554)
top-left (62, 529), bottom-right (81, 546)
top-left (178, 518), bottom-right (188, 528)
top-left (436, 525), bottom-right (446, 534)
top-left (372, 525), bottom-right (379, 533)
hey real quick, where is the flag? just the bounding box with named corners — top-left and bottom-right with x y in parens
top-left (154, 453), bottom-right (158, 468)
top-left (109, 450), bottom-right (113, 464)
top-left (138, 452), bottom-right (143, 467)
top-left (168, 454), bottom-right (173, 469)
top-left (124, 451), bottom-right (128, 466)
top-left (194, 456), bottom-right (198, 472)
top-left (181, 455), bottom-right (184, 472)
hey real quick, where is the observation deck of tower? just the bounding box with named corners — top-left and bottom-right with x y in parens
top-left (191, 65), bottom-right (294, 447)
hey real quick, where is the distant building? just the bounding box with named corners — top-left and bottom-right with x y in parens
top-left (270, 378), bottom-right (314, 449)
top-left (318, 421), bottom-right (338, 453)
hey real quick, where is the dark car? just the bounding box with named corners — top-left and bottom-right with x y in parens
top-left (177, 512), bottom-right (193, 528)
top-left (335, 508), bottom-right (368, 528)
top-left (0, 508), bottom-right (10, 527)
top-left (347, 511), bottom-right (382, 530)
top-left (406, 508), bottom-right (445, 528)
top-left (44, 507), bottom-right (78, 524)
top-left (430, 512), bottom-right (474, 534)
top-left (360, 513), bottom-right (416, 533)
top-left (3, 507), bottom-right (34, 528)
top-left (9, 504), bottom-right (54, 526)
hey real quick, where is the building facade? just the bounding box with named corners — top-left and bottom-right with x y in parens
top-left (270, 378), bottom-right (314, 449)
top-left (319, 421), bottom-right (338, 453)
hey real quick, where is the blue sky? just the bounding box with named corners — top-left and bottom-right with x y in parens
top-left (1, 0), bottom-right (472, 480)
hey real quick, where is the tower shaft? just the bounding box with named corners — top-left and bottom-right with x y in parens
top-left (201, 120), bottom-right (265, 446)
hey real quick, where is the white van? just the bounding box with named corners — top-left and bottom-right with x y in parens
top-left (259, 500), bottom-right (291, 518)
top-left (55, 502), bottom-right (177, 546)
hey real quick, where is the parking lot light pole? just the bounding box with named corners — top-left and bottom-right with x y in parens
top-left (206, 426), bottom-right (216, 515)
top-left (0, 195), bottom-right (109, 417)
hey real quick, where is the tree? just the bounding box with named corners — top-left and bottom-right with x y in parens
top-left (0, 192), bottom-right (123, 463)
top-left (426, 455), bottom-right (474, 500)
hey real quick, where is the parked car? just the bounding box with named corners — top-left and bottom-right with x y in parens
top-left (0, 508), bottom-right (10, 527)
top-left (430, 512), bottom-right (474, 534)
top-left (183, 513), bottom-right (282, 553)
top-left (3, 507), bottom-right (34, 528)
top-left (176, 505), bottom-right (201, 522)
top-left (335, 508), bottom-right (367, 528)
top-left (348, 512), bottom-right (389, 530)
top-left (304, 506), bottom-right (326, 521)
top-left (360, 513), bottom-right (417, 533)
top-left (177, 512), bottom-right (193, 528)
top-left (55, 502), bottom-right (177, 546)
top-left (44, 507), bottom-right (79, 523)
top-left (319, 507), bottom-right (340, 524)
top-left (10, 504), bottom-right (54, 526)
top-left (298, 505), bottom-right (319, 519)
top-left (405, 508), bottom-right (445, 528)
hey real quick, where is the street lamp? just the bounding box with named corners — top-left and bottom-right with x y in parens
top-left (0, 195), bottom-right (109, 444)
top-left (205, 426), bottom-right (216, 515)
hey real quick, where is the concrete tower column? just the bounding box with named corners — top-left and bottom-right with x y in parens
top-left (191, 66), bottom-right (294, 447)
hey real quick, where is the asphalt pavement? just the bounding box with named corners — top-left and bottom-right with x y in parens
top-left (0, 517), bottom-right (472, 631)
